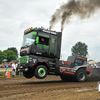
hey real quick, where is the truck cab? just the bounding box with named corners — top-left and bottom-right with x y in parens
top-left (18, 27), bottom-right (62, 79)
top-left (20, 27), bottom-right (61, 58)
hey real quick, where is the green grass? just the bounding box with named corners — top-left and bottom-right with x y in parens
top-left (0, 75), bottom-right (23, 78)
top-left (14, 75), bottom-right (23, 77)
top-left (0, 75), bottom-right (7, 78)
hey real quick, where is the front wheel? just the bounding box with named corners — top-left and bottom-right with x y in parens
top-left (23, 70), bottom-right (34, 78)
top-left (60, 75), bottom-right (74, 82)
top-left (75, 69), bottom-right (87, 82)
top-left (34, 65), bottom-right (48, 79)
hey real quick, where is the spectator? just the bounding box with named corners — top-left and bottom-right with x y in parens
top-left (15, 62), bottom-right (19, 75)
top-left (98, 62), bottom-right (100, 67)
top-left (12, 62), bottom-right (17, 77)
top-left (94, 63), bottom-right (97, 68)
top-left (8, 62), bottom-right (12, 68)
top-left (91, 64), bottom-right (94, 68)
top-left (15, 62), bottom-right (18, 68)
top-left (5, 62), bottom-right (8, 69)
top-left (97, 62), bottom-right (100, 68)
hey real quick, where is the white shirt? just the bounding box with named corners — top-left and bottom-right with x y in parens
top-left (12, 63), bottom-right (16, 70)
top-left (94, 64), bottom-right (97, 68)
top-left (16, 64), bottom-right (18, 67)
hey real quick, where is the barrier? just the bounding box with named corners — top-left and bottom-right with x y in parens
top-left (0, 68), bottom-right (12, 72)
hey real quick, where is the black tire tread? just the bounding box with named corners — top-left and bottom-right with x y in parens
top-left (34, 65), bottom-right (48, 79)
top-left (75, 69), bottom-right (87, 82)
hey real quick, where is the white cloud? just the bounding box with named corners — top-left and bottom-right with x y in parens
top-left (0, 0), bottom-right (100, 61)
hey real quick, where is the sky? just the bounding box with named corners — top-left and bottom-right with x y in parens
top-left (0, 0), bottom-right (100, 61)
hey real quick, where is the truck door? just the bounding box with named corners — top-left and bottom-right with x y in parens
top-left (36, 31), bottom-right (50, 56)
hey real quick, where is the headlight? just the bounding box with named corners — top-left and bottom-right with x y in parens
top-left (27, 56), bottom-right (29, 63)
top-left (27, 56), bottom-right (33, 63)
top-left (29, 57), bottom-right (32, 60)
top-left (29, 56), bottom-right (32, 62)
top-left (29, 59), bottom-right (32, 62)
top-left (20, 66), bottom-right (23, 68)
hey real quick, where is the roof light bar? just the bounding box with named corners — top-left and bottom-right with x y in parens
top-left (24, 27), bottom-right (34, 33)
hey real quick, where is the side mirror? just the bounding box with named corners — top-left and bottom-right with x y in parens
top-left (36, 37), bottom-right (39, 44)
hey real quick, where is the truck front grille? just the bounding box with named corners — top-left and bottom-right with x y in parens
top-left (19, 56), bottom-right (28, 64)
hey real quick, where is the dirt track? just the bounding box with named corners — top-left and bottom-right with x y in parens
top-left (0, 76), bottom-right (100, 100)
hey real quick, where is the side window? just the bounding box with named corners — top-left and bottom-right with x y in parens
top-left (75, 59), bottom-right (84, 66)
top-left (38, 31), bottom-right (49, 46)
top-left (39, 36), bottom-right (49, 45)
top-left (75, 59), bottom-right (82, 64)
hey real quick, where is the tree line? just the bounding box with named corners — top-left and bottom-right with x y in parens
top-left (0, 47), bottom-right (18, 63)
top-left (0, 42), bottom-right (88, 63)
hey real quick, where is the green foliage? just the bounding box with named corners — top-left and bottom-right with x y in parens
top-left (71, 41), bottom-right (88, 57)
top-left (3, 50), bottom-right (17, 62)
top-left (0, 47), bottom-right (18, 63)
top-left (0, 50), bottom-right (7, 63)
top-left (7, 47), bottom-right (18, 58)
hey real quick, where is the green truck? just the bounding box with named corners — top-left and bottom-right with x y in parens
top-left (18, 27), bottom-right (91, 82)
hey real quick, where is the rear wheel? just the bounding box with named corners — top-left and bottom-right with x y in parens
top-left (34, 65), bottom-right (48, 79)
top-left (75, 69), bottom-right (87, 82)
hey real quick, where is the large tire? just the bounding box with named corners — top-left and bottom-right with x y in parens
top-left (60, 75), bottom-right (74, 82)
top-left (23, 68), bottom-right (34, 78)
top-left (75, 69), bottom-right (87, 82)
top-left (23, 71), bottom-right (34, 78)
top-left (34, 65), bottom-right (48, 79)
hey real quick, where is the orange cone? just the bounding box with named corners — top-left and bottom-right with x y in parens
top-left (7, 72), bottom-right (11, 78)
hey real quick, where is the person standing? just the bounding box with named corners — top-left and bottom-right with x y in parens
top-left (15, 62), bottom-right (18, 68)
top-left (5, 62), bottom-right (8, 76)
top-left (12, 62), bottom-right (17, 77)
top-left (15, 62), bottom-right (19, 75)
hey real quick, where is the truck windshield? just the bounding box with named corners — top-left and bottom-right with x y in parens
top-left (22, 32), bottom-right (36, 47)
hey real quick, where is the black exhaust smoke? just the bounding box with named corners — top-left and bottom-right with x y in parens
top-left (49, 0), bottom-right (100, 32)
